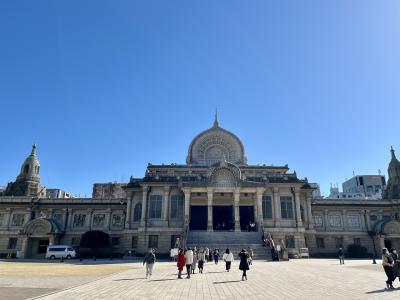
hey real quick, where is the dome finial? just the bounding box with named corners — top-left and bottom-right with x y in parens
top-left (391, 146), bottom-right (397, 160)
top-left (31, 144), bottom-right (37, 155)
top-left (213, 108), bottom-right (219, 127)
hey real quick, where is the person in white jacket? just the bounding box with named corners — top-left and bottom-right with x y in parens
top-left (184, 248), bottom-right (194, 278)
top-left (222, 248), bottom-right (234, 272)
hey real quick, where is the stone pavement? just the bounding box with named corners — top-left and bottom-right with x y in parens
top-left (30, 259), bottom-right (400, 300)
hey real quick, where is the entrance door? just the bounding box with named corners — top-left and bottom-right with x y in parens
top-left (240, 206), bottom-right (255, 231)
top-left (213, 206), bottom-right (233, 231)
top-left (190, 206), bottom-right (207, 230)
top-left (38, 239), bottom-right (49, 254)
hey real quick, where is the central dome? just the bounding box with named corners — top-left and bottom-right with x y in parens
top-left (186, 116), bottom-right (247, 166)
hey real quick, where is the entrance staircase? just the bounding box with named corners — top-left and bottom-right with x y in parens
top-left (186, 231), bottom-right (271, 260)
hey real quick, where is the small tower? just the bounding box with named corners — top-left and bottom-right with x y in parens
top-left (5, 144), bottom-right (45, 197)
top-left (384, 146), bottom-right (400, 199)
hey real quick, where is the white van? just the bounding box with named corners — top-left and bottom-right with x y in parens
top-left (46, 245), bottom-right (76, 259)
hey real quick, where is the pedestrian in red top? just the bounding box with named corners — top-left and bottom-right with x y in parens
top-left (177, 249), bottom-right (186, 279)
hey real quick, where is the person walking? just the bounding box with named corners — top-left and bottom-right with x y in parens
top-left (177, 249), bottom-right (186, 279)
top-left (247, 247), bottom-right (253, 265)
top-left (143, 248), bottom-right (156, 279)
top-left (205, 247), bottom-right (209, 262)
top-left (198, 248), bottom-right (206, 274)
top-left (192, 247), bottom-right (198, 274)
top-left (238, 248), bottom-right (249, 281)
top-left (185, 248), bottom-right (194, 278)
top-left (222, 248), bottom-right (234, 272)
top-left (382, 248), bottom-right (395, 289)
top-left (392, 249), bottom-right (400, 283)
top-left (338, 248), bottom-right (344, 265)
top-left (214, 248), bottom-right (220, 264)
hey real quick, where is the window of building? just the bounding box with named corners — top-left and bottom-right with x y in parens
top-left (316, 237), bottom-right (325, 249)
top-left (313, 215), bottom-right (323, 227)
top-left (300, 205), bottom-right (305, 222)
top-left (335, 237), bottom-right (344, 248)
top-left (92, 214), bottom-right (105, 227)
top-left (24, 164), bottom-right (29, 174)
top-left (132, 236), bottom-right (138, 249)
top-left (369, 215), bottom-right (377, 221)
top-left (347, 215), bottom-right (361, 227)
top-left (7, 238), bottom-right (18, 249)
top-left (0, 213), bottom-right (5, 226)
top-left (11, 214), bottom-right (25, 226)
top-left (285, 235), bottom-right (295, 248)
top-left (328, 215), bottom-right (342, 227)
top-left (149, 195), bottom-right (162, 219)
top-left (262, 196), bottom-right (272, 219)
top-left (73, 214), bottom-right (86, 227)
top-left (148, 235), bottom-right (158, 249)
top-left (382, 215), bottom-right (391, 220)
top-left (354, 238), bottom-right (361, 245)
top-left (170, 195), bottom-right (184, 219)
top-left (280, 196), bottom-right (293, 219)
top-left (112, 214), bottom-right (124, 227)
top-left (133, 203), bottom-right (142, 221)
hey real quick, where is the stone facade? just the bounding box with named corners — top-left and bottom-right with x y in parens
top-left (1, 118), bottom-right (400, 258)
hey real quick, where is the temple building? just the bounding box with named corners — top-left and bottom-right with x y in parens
top-left (0, 117), bottom-right (400, 258)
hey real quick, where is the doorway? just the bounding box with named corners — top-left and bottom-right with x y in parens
top-left (213, 206), bottom-right (233, 231)
top-left (190, 206), bottom-right (207, 230)
top-left (240, 206), bottom-right (255, 231)
top-left (27, 238), bottom-right (49, 258)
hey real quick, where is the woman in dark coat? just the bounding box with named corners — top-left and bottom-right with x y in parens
top-left (177, 249), bottom-right (186, 279)
top-left (238, 249), bottom-right (249, 281)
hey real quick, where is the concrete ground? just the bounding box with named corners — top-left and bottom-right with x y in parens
top-left (1, 259), bottom-right (399, 300)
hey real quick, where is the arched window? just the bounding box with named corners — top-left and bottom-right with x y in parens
top-left (36, 166), bottom-right (40, 174)
top-left (24, 164), bottom-right (29, 174)
top-left (133, 203), bottom-right (142, 221)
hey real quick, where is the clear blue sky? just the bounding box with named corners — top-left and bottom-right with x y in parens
top-left (1, 1), bottom-right (399, 197)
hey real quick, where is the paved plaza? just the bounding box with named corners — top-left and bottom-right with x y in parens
top-left (1, 259), bottom-right (400, 300)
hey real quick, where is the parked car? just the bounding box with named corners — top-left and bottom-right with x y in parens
top-left (46, 245), bottom-right (76, 260)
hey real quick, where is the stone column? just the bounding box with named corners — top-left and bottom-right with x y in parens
top-left (324, 209), bottom-right (329, 232)
top-left (273, 187), bottom-right (280, 226)
top-left (342, 209), bottom-right (348, 231)
top-left (256, 188), bottom-right (264, 230)
top-left (184, 188), bottom-right (191, 228)
top-left (306, 195), bottom-right (314, 229)
top-left (140, 186), bottom-right (148, 227)
top-left (68, 209), bottom-right (74, 230)
top-left (163, 186), bottom-right (170, 223)
top-left (107, 208), bottom-right (113, 231)
top-left (207, 188), bottom-right (213, 231)
top-left (5, 208), bottom-right (12, 230)
top-left (234, 188), bottom-right (240, 231)
top-left (125, 192), bottom-right (133, 229)
top-left (21, 237), bottom-right (29, 258)
top-left (295, 188), bottom-right (303, 227)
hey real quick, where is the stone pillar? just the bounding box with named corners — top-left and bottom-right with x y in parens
top-left (256, 188), bottom-right (264, 230)
top-left (67, 209), bottom-right (74, 230)
top-left (140, 186), bottom-right (148, 227)
top-left (234, 189), bottom-right (240, 231)
top-left (342, 209), bottom-right (348, 231)
top-left (107, 208), bottom-right (112, 231)
top-left (306, 195), bottom-right (314, 229)
top-left (273, 187), bottom-right (280, 226)
top-left (207, 188), bottom-right (213, 231)
top-left (365, 209), bottom-right (370, 231)
top-left (5, 208), bottom-right (12, 230)
top-left (163, 186), bottom-right (170, 224)
top-left (295, 188), bottom-right (303, 227)
top-left (21, 237), bottom-right (29, 258)
top-left (125, 193), bottom-right (133, 229)
top-left (324, 209), bottom-right (329, 232)
top-left (184, 188), bottom-right (191, 228)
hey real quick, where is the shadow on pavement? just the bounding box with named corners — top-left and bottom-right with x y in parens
top-left (366, 288), bottom-right (399, 294)
top-left (213, 280), bottom-right (242, 284)
top-left (113, 278), bottom-right (147, 281)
